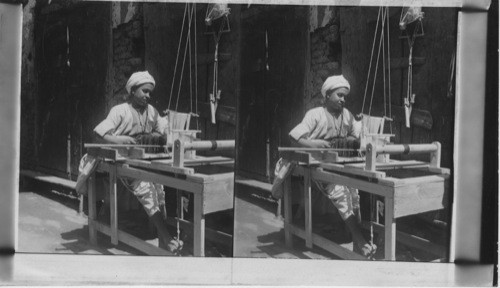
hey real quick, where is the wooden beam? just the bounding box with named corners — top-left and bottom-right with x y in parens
top-left (89, 219), bottom-right (173, 256)
top-left (285, 223), bottom-right (366, 260)
top-left (391, 105), bottom-right (433, 130)
top-left (87, 147), bottom-right (118, 160)
top-left (234, 176), bottom-right (272, 192)
top-left (197, 102), bottom-right (236, 126)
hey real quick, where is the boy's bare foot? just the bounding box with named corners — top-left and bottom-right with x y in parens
top-left (159, 237), bottom-right (183, 255)
top-left (360, 243), bottom-right (377, 259)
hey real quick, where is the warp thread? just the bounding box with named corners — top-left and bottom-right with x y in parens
top-left (135, 133), bottom-right (167, 153)
top-left (329, 137), bottom-right (360, 157)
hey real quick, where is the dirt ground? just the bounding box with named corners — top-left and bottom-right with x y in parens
top-left (233, 184), bottom-right (449, 262)
top-left (18, 181), bottom-right (232, 257)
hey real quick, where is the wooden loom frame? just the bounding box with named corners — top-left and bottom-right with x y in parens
top-left (86, 141), bottom-right (235, 257)
top-left (281, 142), bottom-right (450, 261)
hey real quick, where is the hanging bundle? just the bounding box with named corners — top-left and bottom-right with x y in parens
top-left (399, 6), bottom-right (424, 128)
top-left (205, 3), bottom-right (231, 124)
top-left (399, 6), bottom-right (424, 31)
top-left (205, 3), bottom-right (230, 26)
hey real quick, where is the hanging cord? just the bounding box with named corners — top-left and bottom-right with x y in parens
top-left (194, 5), bottom-right (199, 130)
top-left (382, 9), bottom-right (387, 119)
top-left (168, 4), bottom-right (189, 111)
top-left (386, 7), bottom-right (393, 134)
top-left (188, 3), bottom-right (194, 116)
top-left (175, 4), bottom-right (196, 111)
top-left (361, 7), bottom-right (382, 115)
top-left (367, 8), bottom-right (387, 118)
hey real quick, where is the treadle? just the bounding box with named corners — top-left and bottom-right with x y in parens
top-left (235, 176), bottom-right (272, 192)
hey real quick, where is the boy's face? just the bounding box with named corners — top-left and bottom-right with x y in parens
top-left (325, 87), bottom-right (349, 113)
top-left (131, 83), bottom-right (154, 108)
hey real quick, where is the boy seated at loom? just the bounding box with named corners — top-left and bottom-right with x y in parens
top-left (288, 75), bottom-right (376, 258)
top-left (91, 71), bottom-right (181, 253)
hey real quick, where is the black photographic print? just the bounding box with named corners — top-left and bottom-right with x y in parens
top-left (0, 0), bottom-right (496, 285)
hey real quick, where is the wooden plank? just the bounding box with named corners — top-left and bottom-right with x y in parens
top-left (391, 105), bottom-right (433, 130)
top-left (320, 163), bottom-right (386, 179)
top-left (393, 181), bottom-right (446, 218)
top-left (148, 162), bottom-right (195, 175)
top-left (234, 176), bottom-right (272, 192)
top-left (116, 165), bottom-right (203, 193)
top-left (202, 178), bottom-right (234, 214)
top-left (20, 169), bottom-right (76, 188)
top-left (193, 193), bottom-right (205, 257)
top-left (362, 222), bottom-right (446, 258)
top-left (307, 167), bottom-right (394, 197)
top-left (197, 102), bottom-right (236, 126)
top-left (384, 197), bottom-right (396, 261)
top-left (184, 156), bottom-right (234, 166)
top-left (165, 217), bottom-right (232, 247)
top-left (87, 147), bottom-right (118, 160)
top-left (377, 174), bottom-right (446, 188)
top-left (89, 219), bottom-right (172, 256)
top-left (280, 151), bottom-right (313, 165)
top-left (285, 223), bottom-right (366, 260)
top-left (344, 160), bottom-right (428, 169)
top-left (88, 175), bottom-right (97, 245)
top-left (109, 166), bottom-right (118, 245)
top-left (389, 57), bottom-right (426, 69)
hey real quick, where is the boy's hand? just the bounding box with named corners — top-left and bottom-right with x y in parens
top-left (308, 139), bottom-right (331, 148)
top-left (104, 135), bottom-right (136, 144)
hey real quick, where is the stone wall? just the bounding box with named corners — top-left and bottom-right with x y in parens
top-left (109, 2), bottom-right (145, 109)
top-left (307, 6), bottom-right (341, 110)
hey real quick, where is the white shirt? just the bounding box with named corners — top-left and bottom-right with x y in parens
top-left (94, 103), bottom-right (168, 137)
top-left (289, 107), bottom-right (360, 141)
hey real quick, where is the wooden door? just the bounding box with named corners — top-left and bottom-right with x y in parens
top-left (35, 3), bottom-right (111, 179)
top-left (238, 6), bottom-right (309, 182)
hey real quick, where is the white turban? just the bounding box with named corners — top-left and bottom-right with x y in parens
top-left (125, 71), bottom-right (156, 94)
top-left (321, 75), bottom-right (350, 97)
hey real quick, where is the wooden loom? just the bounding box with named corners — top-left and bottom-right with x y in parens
top-left (85, 139), bottom-right (235, 257)
top-left (280, 141), bottom-right (450, 261)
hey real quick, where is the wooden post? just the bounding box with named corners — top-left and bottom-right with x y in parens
top-left (109, 165), bottom-right (118, 245)
top-left (193, 193), bottom-right (205, 257)
top-left (173, 139), bottom-right (185, 168)
top-left (284, 175), bottom-right (293, 248)
top-left (365, 143), bottom-right (377, 171)
top-left (384, 196), bottom-right (396, 261)
top-left (304, 169), bottom-right (313, 249)
top-left (79, 194), bottom-right (84, 215)
top-left (88, 174), bottom-right (97, 245)
top-left (430, 142), bottom-right (441, 168)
